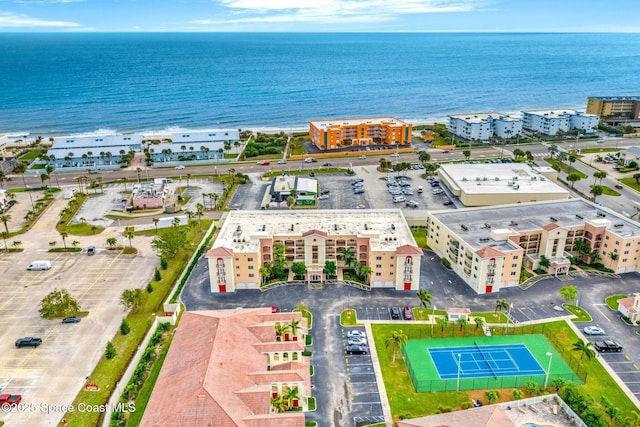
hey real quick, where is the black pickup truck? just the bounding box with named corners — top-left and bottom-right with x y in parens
top-left (594, 340), bottom-right (622, 352)
top-left (15, 337), bottom-right (43, 348)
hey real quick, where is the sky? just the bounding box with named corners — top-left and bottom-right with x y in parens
top-left (0, 0), bottom-right (638, 32)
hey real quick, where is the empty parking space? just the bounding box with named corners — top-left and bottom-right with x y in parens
top-left (0, 251), bottom-right (156, 425)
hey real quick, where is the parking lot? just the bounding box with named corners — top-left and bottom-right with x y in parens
top-left (0, 250), bottom-right (156, 425)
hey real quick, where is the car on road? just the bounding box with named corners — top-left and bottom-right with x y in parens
top-left (615, 184), bottom-right (623, 189)
top-left (319, 194), bottom-right (329, 200)
top-left (594, 340), bottom-right (622, 352)
top-left (87, 245), bottom-right (96, 256)
top-left (346, 345), bottom-right (368, 355)
top-left (391, 153), bottom-right (400, 157)
top-left (277, 159), bottom-right (287, 164)
top-left (443, 200), bottom-right (453, 206)
top-left (472, 399), bottom-right (483, 407)
top-left (403, 306), bottom-right (413, 320)
top-left (15, 337), bottom-right (43, 348)
top-left (390, 307), bottom-right (401, 319)
top-left (62, 316), bottom-right (81, 324)
top-left (347, 337), bottom-right (368, 346)
top-left (583, 326), bottom-right (605, 335)
top-left (347, 330), bottom-right (366, 339)
top-left (256, 160), bottom-right (270, 165)
top-left (597, 139), bottom-right (604, 143)
top-left (405, 200), bottom-right (419, 208)
top-left (175, 165), bottom-right (185, 169)
top-left (441, 150), bottom-right (450, 153)
top-left (303, 158), bottom-right (314, 163)
top-left (322, 163), bottom-right (332, 167)
top-left (359, 155), bottom-right (367, 159)
top-left (0, 394), bottom-right (22, 405)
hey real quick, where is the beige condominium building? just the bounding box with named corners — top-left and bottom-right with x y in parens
top-left (427, 199), bottom-right (640, 294)
top-left (437, 163), bottom-right (567, 207)
top-left (309, 117), bottom-right (412, 151)
top-left (206, 210), bottom-right (422, 292)
top-left (587, 96), bottom-right (640, 119)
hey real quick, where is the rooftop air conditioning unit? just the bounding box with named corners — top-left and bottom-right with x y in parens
top-left (460, 224), bottom-right (469, 231)
top-left (513, 184), bottom-right (520, 190)
top-left (508, 181), bottom-right (514, 186)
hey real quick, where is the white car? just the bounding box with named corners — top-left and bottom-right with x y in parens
top-left (347, 330), bottom-right (366, 339)
top-left (391, 153), bottom-right (400, 157)
top-left (175, 165), bottom-right (185, 170)
top-left (583, 326), bottom-right (605, 335)
top-left (347, 337), bottom-right (368, 346)
top-left (432, 189), bottom-right (444, 195)
top-left (318, 195), bottom-right (329, 200)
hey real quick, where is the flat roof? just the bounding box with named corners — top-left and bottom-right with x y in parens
top-left (310, 117), bottom-right (408, 129)
top-left (430, 199), bottom-right (640, 251)
top-left (215, 209), bottom-right (417, 253)
top-left (448, 112), bottom-right (521, 123)
top-left (589, 96), bottom-right (640, 101)
top-left (522, 109), bottom-right (597, 119)
top-left (439, 163), bottom-right (568, 196)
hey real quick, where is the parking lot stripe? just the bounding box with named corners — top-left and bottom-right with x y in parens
top-left (591, 304), bottom-right (612, 322)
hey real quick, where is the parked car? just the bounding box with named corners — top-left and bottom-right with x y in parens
top-left (304, 158), bottom-right (314, 163)
top-left (443, 200), bottom-right (453, 206)
top-left (405, 200), bottom-right (419, 208)
top-left (86, 246), bottom-right (96, 256)
top-left (319, 194), bottom-right (329, 200)
top-left (390, 307), bottom-right (401, 319)
top-left (354, 188), bottom-right (365, 194)
top-left (346, 345), bottom-right (368, 355)
top-left (594, 340), bottom-right (622, 352)
top-left (403, 306), bottom-right (413, 320)
top-left (347, 337), bottom-right (368, 346)
top-left (271, 306), bottom-right (279, 313)
top-left (472, 399), bottom-right (483, 407)
top-left (347, 330), bottom-right (366, 339)
top-left (62, 316), bottom-right (81, 324)
top-left (15, 337), bottom-right (43, 348)
top-left (583, 326), bottom-right (605, 335)
top-left (392, 195), bottom-right (406, 203)
top-left (391, 153), bottom-right (400, 157)
top-left (351, 179), bottom-right (364, 185)
top-left (0, 394), bottom-right (22, 405)
top-left (432, 189), bottom-right (444, 195)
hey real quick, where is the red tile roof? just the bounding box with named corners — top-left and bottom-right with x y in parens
top-left (475, 246), bottom-right (504, 258)
top-left (398, 404), bottom-right (513, 427)
top-left (141, 308), bottom-right (309, 427)
top-left (301, 229), bottom-right (328, 237)
top-left (396, 244), bottom-right (423, 255)
top-left (618, 296), bottom-right (637, 314)
top-left (206, 246), bottom-right (234, 257)
top-left (542, 222), bottom-right (561, 231)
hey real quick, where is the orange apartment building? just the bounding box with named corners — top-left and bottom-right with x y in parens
top-left (427, 199), bottom-right (640, 294)
top-left (309, 117), bottom-right (412, 150)
top-left (141, 308), bottom-right (310, 427)
top-left (206, 210), bottom-right (422, 292)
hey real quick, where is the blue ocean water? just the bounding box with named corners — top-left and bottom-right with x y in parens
top-left (1, 32), bottom-right (639, 136)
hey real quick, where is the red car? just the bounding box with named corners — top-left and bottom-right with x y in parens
top-left (403, 306), bottom-right (413, 320)
top-left (256, 161), bottom-right (270, 166)
top-left (0, 393), bottom-right (22, 405)
top-left (271, 306), bottom-right (279, 313)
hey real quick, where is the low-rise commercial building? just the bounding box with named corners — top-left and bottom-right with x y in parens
top-left (206, 209), bottom-right (422, 292)
top-left (437, 163), bottom-right (567, 207)
top-left (267, 176), bottom-right (317, 208)
top-left (447, 112), bottom-right (522, 142)
top-left (521, 109), bottom-right (598, 136)
top-left (309, 117), bottom-right (412, 150)
top-left (620, 146), bottom-right (640, 166)
top-left (141, 308), bottom-right (310, 427)
top-left (427, 199), bottom-right (640, 294)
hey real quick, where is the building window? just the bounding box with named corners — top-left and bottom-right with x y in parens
top-left (248, 257), bottom-right (253, 262)
top-left (216, 259), bottom-right (226, 284)
top-left (376, 264), bottom-right (382, 269)
top-left (512, 263), bottom-right (517, 268)
top-left (248, 266), bottom-right (254, 270)
top-left (404, 257), bottom-right (413, 283)
top-left (375, 272), bottom-right (382, 276)
top-left (513, 255), bottom-right (519, 260)
top-left (376, 256), bottom-right (382, 260)
top-left (511, 271), bottom-right (517, 276)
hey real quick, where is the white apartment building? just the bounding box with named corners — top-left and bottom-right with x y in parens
top-left (521, 109), bottom-right (598, 136)
top-left (150, 129), bottom-right (240, 163)
top-left (448, 112), bottom-right (522, 142)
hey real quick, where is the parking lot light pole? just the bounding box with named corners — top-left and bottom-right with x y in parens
top-left (456, 353), bottom-right (461, 391)
top-left (544, 352), bottom-right (553, 389)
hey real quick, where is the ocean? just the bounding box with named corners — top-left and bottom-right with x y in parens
top-left (1, 32), bottom-right (639, 136)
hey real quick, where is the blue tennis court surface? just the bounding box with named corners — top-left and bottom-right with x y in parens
top-left (428, 343), bottom-right (545, 379)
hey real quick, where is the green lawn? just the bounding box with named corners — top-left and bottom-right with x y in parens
top-left (290, 138), bottom-right (308, 156)
top-left (262, 167), bottom-right (350, 177)
top-left (619, 177), bottom-right (640, 191)
top-left (606, 294), bottom-right (627, 310)
top-left (372, 319), bottom-right (638, 423)
top-left (579, 148), bottom-right (619, 154)
top-left (594, 185), bottom-right (621, 196)
top-left (544, 158), bottom-right (588, 178)
top-left (19, 150), bottom-right (44, 161)
top-left (563, 304), bottom-right (592, 322)
top-left (411, 229), bottom-right (427, 248)
top-left (341, 309), bottom-right (358, 326)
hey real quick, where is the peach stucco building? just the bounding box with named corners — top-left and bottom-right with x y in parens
top-left (309, 117), bottom-right (412, 150)
top-left (141, 308), bottom-right (310, 427)
top-left (427, 199), bottom-right (640, 294)
top-left (206, 209), bottom-right (422, 292)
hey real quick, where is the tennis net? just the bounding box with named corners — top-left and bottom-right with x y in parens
top-left (474, 341), bottom-right (497, 378)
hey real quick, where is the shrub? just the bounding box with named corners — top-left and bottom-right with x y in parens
top-left (146, 282), bottom-right (154, 293)
top-left (160, 257), bottom-right (168, 269)
top-left (120, 319), bottom-right (130, 335)
top-left (154, 268), bottom-right (162, 281)
top-left (105, 341), bottom-right (116, 359)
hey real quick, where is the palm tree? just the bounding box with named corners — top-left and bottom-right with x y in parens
top-left (416, 289), bottom-right (432, 315)
top-left (359, 265), bottom-right (372, 284)
top-left (211, 192), bottom-right (219, 210)
top-left (152, 218), bottom-right (159, 234)
top-left (474, 317), bottom-right (485, 336)
top-left (0, 214), bottom-right (11, 234)
top-left (60, 231), bottom-right (68, 249)
top-left (418, 151), bottom-right (431, 164)
top-left (186, 173), bottom-right (192, 188)
top-left (195, 203), bottom-right (204, 228)
top-left (457, 317), bottom-right (468, 336)
top-left (259, 262), bottom-right (272, 284)
top-left (288, 319), bottom-right (302, 341)
top-left (591, 185), bottom-right (604, 202)
top-left (294, 301), bottom-right (309, 314)
top-left (270, 395), bottom-right (287, 413)
top-left (124, 226), bottom-right (135, 248)
top-left (106, 237), bottom-right (117, 248)
top-left (589, 250), bottom-right (601, 265)
top-left (339, 247), bottom-right (355, 267)
top-left (593, 171), bottom-right (607, 185)
top-left (136, 167), bottom-right (142, 183)
top-left (608, 251), bottom-right (619, 269)
top-left (122, 177), bottom-right (129, 192)
top-left (234, 141), bottom-right (241, 153)
top-left (547, 144), bottom-right (558, 158)
top-left (462, 150), bottom-right (471, 161)
top-left (282, 385), bottom-right (301, 409)
top-left (572, 339), bottom-right (595, 362)
top-left (495, 298), bottom-right (509, 316)
top-left (566, 173), bottom-right (581, 188)
top-left (274, 322), bottom-right (289, 341)
top-left (385, 330), bottom-right (408, 364)
top-left (12, 240), bottom-right (22, 250)
top-left (438, 317), bottom-right (449, 337)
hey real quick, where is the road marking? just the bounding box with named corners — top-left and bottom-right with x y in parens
top-left (591, 304), bottom-right (611, 322)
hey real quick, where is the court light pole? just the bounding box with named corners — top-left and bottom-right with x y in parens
top-left (544, 352), bottom-right (553, 389)
top-left (456, 353), bottom-right (461, 392)
top-left (431, 305), bottom-right (436, 337)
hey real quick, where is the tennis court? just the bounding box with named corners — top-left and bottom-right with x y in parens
top-left (402, 335), bottom-right (582, 392)
top-left (429, 343), bottom-right (544, 379)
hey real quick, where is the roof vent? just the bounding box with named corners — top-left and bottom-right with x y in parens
top-left (290, 224), bottom-right (294, 231)
top-left (391, 224), bottom-right (396, 230)
top-left (236, 225), bottom-right (242, 232)
top-left (364, 224), bottom-right (368, 230)
top-left (460, 224), bottom-right (469, 231)
top-left (550, 216), bottom-right (558, 222)
top-left (510, 220), bottom-right (518, 226)
top-left (495, 177), bottom-right (500, 181)
top-left (576, 214), bottom-right (584, 219)
top-left (262, 225), bottom-right (266, 231)
top-left (462, 177), bottom-right (468, 181)
top-left (484, 223), bottom-right (491, 229)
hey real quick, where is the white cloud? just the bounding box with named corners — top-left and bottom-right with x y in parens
top-left (199, 0), bottom-right (482, 27)
top-left (0, 11), bottom-right (81, 27)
